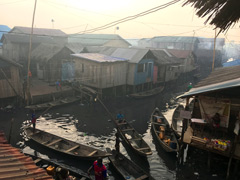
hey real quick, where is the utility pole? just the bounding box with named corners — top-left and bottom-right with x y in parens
top-left (26, 0), bottom-right (37, 105)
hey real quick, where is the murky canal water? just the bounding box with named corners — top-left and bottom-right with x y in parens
top-left (19, 96), bottom-right (227, 180)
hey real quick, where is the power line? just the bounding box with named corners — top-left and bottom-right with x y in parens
top-left (74, 0), bottom-right (181, 34)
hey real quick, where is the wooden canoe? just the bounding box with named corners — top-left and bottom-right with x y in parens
top-left (114, 119), bottom-right (152, 157)
top-left (106, 148), bottom-right (151, 180)
top-left (25, 96), bottom-right (81, 111)
top-left (24, 127), bottom-right (111, 160)
top-left (150, 108), bottom-right (179, 153)
top-left (25, 153), bottom-right (91, 180)
top-left (129, 86), bottom-right (164, 99)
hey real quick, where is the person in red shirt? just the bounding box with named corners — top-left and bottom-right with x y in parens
top-left (87, 158), bottom-right (107, 180)
top-left (31, 112), bottom-right (37, 132)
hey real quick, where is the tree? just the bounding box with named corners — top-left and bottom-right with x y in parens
top-left (183, 0), bottom-right (240, 33)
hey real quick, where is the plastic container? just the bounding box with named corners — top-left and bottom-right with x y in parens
top-left (46, 165), bottom-right (55, 175)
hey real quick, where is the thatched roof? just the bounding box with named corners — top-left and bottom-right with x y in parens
top-left (183, 0), bottom-right (240, 32)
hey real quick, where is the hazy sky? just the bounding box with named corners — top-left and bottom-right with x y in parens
top-left (1, 0), bottom-right (239, 43)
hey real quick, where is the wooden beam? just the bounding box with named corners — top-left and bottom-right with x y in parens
top-left (64, 145), bottom-right (80, 153)
top-left (87, 150), bottom-right (97, 156)
top-left (46, 139), bottom-right (62, 146)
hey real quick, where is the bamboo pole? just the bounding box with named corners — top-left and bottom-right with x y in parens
top-left (26, 0), bottom-right (37, 105)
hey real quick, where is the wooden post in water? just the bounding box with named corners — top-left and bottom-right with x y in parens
top-left (226, 134), bottom-right (239, 179)
top-left (8, 118), bottom-right (14, 144)
top-left (178, 97), bottom-right (190, 165)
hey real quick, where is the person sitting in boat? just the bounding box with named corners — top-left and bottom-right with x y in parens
top-left (116, 111), bottom-right (125, 123)
top-left (88, 158), bottom-right (107, 180)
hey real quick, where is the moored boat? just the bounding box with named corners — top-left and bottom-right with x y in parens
top-left (129, 86), bottom-right (164, 99)
top-left (24, 127), bottom-right (111, 160)
top-left (106, 148), bottom-right (151, 180)
top-left (25, 96), bottom-right (81, 111)
top-left (114, 119), bottom-right (152, 157)
top-left (150, 108), bottom-right (179, 153)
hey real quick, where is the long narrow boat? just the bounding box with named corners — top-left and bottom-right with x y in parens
top-left (150, 108), bottom-right (179, 153)
top-left (129, 86), bottom-right (164, 99)
top-left (114, 119), bottom-right (152, 157)
top-left (25, 96), bottom-right (81, 111)
top-left (24, 127), bottom-right (111, 160)
top-left (106, 148), bottom-right (151, 180)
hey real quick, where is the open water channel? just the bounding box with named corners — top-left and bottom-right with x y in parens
top-left (18, 94), bottom-right (227, 180)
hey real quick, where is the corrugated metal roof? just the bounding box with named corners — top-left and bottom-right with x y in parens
top-left (178, 65), bottom-right (240, 98)
top-left (71, 53), bottom-right (128, 63)
top-left (150, 49), bottom-right (179, 65)
top-left (167, 49), bottom-right (193, 59)
top-left (31, 43), bottom-right (65, 62)
top-left (101, 48), bottom-right (150, 63)
top-left (0, 132), bottom-right (52, 180)
top-left (1, 33), bottom-right (64, 44)
top-left (68, 34), bottom-right (131, 46)
top-left (66, 43), bottom-right (85, 53)
top-left (152, 36), bottom-right (199, 43)
top-left (11, 26), bottom-right (67, 37)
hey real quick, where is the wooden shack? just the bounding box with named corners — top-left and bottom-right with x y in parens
top-left (31, 44), bottom-right (74, 83)
top-left (71, 53), bottom-right (128, 97)
top-left (0, 56), bottom-right (22, 106)
top-left (178, 65), bottom-right (240, 177)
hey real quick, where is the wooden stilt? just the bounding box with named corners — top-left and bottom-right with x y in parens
top-left (226, 134), bottom-right (238, 179)
top-left (207, 151), bottom-right (211, 170)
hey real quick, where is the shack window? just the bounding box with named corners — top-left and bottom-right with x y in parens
top-left (0, 67), bottom-right (11, 80)
top-left (137, 63), bottom-right (145, 72)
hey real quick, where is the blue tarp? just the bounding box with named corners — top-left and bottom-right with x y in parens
top-left (0, 25), bottom-right (11, 45)
top-left (223, 59), bottom-right (240, 67)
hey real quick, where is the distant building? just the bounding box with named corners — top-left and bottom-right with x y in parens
top-left (68, 34), bottom-right (131, 48)
top-left (1, 26), bottom-right (67, 64)
top-left (150, 49), bottom-right (181, 82)
top-left (139, 36), bottom-right (199, 51)
top-left (31, 43), bottom-right (74, 82)
top-left (0, 25), bottom-right (11, 46)
top-left (197, 37), bottom-right (225, 51)
top-left (0, 25), bottom-right (11, 55)
top-left (167, 49), bottom-right (196, 73)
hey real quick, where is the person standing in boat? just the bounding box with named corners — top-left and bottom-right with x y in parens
top-left (31, 111), bottom-right (37, 132)
top-left (87, 158), bottom-right (107, 180)
top-left (116, 111), bottom-right (124, 123)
